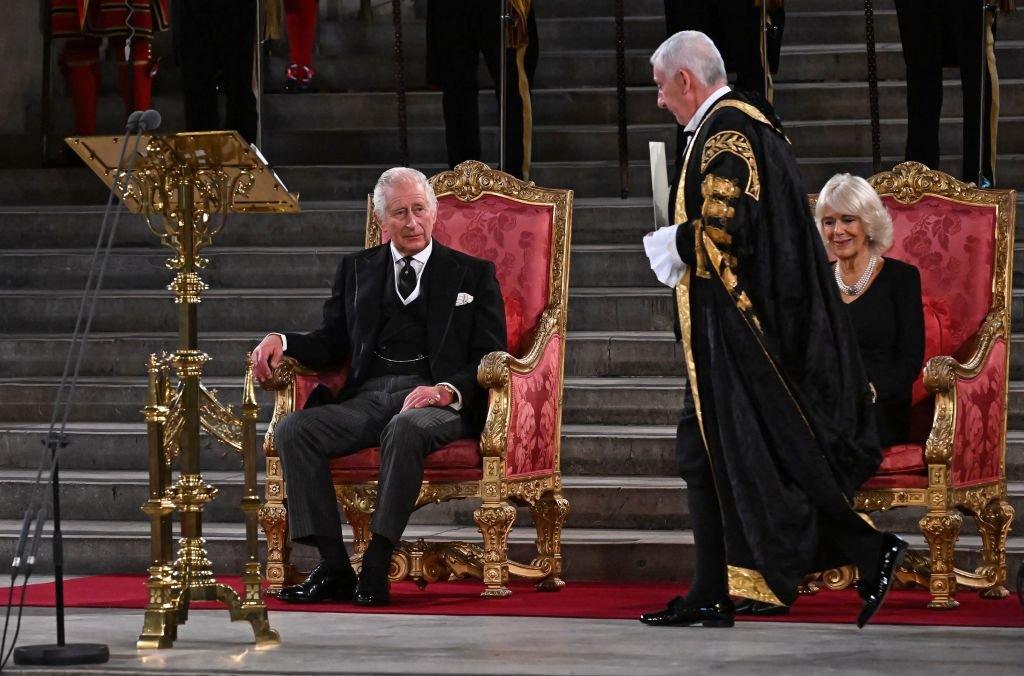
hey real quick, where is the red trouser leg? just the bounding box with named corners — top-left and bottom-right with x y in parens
top-left (61, 38), bottom-right (101, 136)
top-left (284, 0), bottom-right (317, 67)
top-left (116, 38), bottom-right (156, 114)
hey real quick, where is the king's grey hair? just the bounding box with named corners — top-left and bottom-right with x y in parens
top-left (372, 167), bottom-right (437, 221)
top-left (650, 31), bottom-right (727, 87)
top-left (815, 173), bottom-right (894, 255)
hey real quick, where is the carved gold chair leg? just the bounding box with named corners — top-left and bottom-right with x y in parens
top-left (919, 509), bottom-right (963, 609)
top-left (474, 501), bottom-right (517, 597)
top-left (529, 492), bottom-right (570, 591)
top-left (342, 505), bottom-right (373, 559)
top-left (974, 496), bottom-right (1015, 599)
top-left (257, 500), bottom-right (296, 591)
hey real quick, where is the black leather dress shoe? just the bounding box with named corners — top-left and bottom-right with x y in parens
top-left (354, 564), bottom-right (391, 607)
top-left (856, 532), bottom-right (909, 628)
top-left (734, 598), bottom-right (790, 616)
top-left (276, 561), bottom-right (356, 604)
top-left (639, 596), bottom-right (735, 627)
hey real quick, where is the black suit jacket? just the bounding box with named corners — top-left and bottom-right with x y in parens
top-left (283, 242), bottom-right (508, 428)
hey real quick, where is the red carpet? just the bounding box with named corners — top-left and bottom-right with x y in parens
top-left (13, 575), bottom-right (1023, 628)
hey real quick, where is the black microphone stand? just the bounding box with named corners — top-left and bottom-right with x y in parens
top-left (7, 110), bottom-right (160, 668)
top-left (499, 0), bottom-right (509, 173)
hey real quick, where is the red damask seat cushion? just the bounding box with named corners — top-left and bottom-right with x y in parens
top-left (876, 443), bottom-right (926, 475)
top-left (330, 439), bottom-right (482, 483)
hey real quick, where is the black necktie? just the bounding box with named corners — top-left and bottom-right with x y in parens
top-left (398, 256), bottom-right (416, 300)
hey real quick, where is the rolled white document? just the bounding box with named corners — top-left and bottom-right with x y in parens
top-left (649, 141), bottom-right (670, 229)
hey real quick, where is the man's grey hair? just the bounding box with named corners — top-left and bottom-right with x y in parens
top-left (815, 173), bottom-right (894, 256)
top-left (650, 31), bottom-right (727, 87)
top-left (372, 167), bottom-right (438, 221)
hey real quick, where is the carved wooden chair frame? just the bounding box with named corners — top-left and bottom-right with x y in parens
top-left (815, 162), bottom-right (1016, 608)
top-left (258, 161), bottom-right (574, 597)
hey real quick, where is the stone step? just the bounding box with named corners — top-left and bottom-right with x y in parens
top-left (258, 41), bottom-right (1024, 92)
top-left (9, 372), bottom-right (1024, 431)
top-left (2, 465), bottom-right (1021, 535)
top-left (8, 280), bottom-right (1024, 336)
top-left (0, 421), bottom-right (680, 476)
top-left (255, 117), bottom-right (1024, 165)
top-left (0, 199), bottom-right (652, 248)
top-left (13, 327), bottom-right (1024, 382)
top-left (40, 78), bottom-right (1024, 140)
top-left (267, 10), bottom-right (1000, 61)
top-left (0, 375), bottom-right (686, 425)
top-left (2, 519), bottom-right (1021, 584)
top-left (294, 11), bottom-right (921, 59)
top-left (0, 469), bottom-right (687, 530)
top-left (3, 153), bottom-right (1017, 204)
top-left (5, 420), bottom-right (1022, 482)
top-left (0, 286), bottom-right (677, 333)
top-left (0, 244), bottom-right (658, 290)
top-left (4, 194), bottom-right (1024, 252)
top-left (0, 330), bottom-right (684, 379)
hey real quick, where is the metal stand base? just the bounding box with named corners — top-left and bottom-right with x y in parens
top-left (13, 643), bottom-right (110, 666)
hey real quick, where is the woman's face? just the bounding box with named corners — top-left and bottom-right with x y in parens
top-left (820, 207), bottom-right (869, 261)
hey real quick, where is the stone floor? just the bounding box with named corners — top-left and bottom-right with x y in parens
top-left (0, 605), bottom-right (1021, 675)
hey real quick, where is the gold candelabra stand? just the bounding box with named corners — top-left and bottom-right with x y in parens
top-left (67, 132), bottom-right (298, 649)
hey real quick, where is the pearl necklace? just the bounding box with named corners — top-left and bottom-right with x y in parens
top-left (834, 255), bottom-right (878, 296)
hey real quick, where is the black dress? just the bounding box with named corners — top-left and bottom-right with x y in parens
top-left (842, 257), bottom-right (925, 447)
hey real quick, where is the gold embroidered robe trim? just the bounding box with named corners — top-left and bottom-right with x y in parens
top-left (728, 566), bottom-right (786, 606)
top-left (701, 131), bottom-right (761, 201)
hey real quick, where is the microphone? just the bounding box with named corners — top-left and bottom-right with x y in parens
top-left (9, 511), bottom-right (32, 579)
top-left (138, 109), bottom-right (161, 132)
top-left (26, 507), bottom-right (47, 574)
top-left (124, 110), bottom-right (144, 133)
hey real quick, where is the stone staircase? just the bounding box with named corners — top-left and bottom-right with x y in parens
top-left (0, 0), bottom-right (1022, 588)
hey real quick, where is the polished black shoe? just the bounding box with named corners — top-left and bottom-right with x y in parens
top-left (354, 564), bottom-right (391, 607)
top-left (856, 532), bottom-right (909, 628)
top-left (734, 598), bottom-right (790, 616)
top-left (276, 561), bottom-right (356, 604)
top-left (639, 596), bottom-right (735, 627)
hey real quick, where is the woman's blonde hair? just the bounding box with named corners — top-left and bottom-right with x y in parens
top-left (815, 173), bottom-right (893, 255)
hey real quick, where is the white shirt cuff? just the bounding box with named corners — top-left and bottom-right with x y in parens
top-left (273, 332), bottom-right (288, 352)
top-left (438, 382), bottom-right (463, 410)
top-left (643, 224), bottom-right (687, 288)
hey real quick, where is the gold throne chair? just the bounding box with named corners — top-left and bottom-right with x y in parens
top-left (816, 162), bottom-right (1016, 608)
top-left (258, 161), bottom-right (574, 596)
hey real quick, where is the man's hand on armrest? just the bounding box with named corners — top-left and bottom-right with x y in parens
top-left (251, 333), bottom-right (286, 382)
top-left (400, 384), bottom-right (458, 412)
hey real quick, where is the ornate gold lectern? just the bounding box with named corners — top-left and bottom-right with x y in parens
top-left (67, 131), bottom-right (298, 649)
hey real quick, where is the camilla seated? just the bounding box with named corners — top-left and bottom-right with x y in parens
top-left (816, 173), bottom-right (925, 447)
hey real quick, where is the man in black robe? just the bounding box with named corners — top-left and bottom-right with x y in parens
top-left (640, 31), bottom-right (907, 629)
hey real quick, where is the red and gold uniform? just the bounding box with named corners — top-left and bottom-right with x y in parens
top-left (50, 0), bottom-right (170, 134)
top-left (284, 0), bottom-right (317, 90)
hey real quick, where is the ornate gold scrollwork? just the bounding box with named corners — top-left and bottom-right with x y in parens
top-left (700, 132), bottom-right (761, 201)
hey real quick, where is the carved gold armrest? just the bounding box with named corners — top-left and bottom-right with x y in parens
top-left (922, 312), bottom-right (1007, 467)
top-left (477, 308), bottom-right (561, 459)
top-left (256, 356), bottom-right (324, 457)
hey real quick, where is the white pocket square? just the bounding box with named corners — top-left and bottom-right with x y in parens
top-left (455, 292), bottom-right (474, 306)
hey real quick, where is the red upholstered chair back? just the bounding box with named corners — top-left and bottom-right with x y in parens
top-left (881, 195), bottom-right (996, 360)
top-left (370, 167), bottom-right (569, 359)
